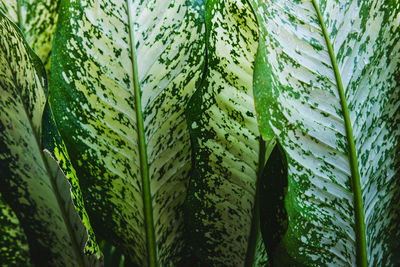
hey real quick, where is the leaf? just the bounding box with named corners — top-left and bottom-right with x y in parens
top-left (0, 192), bottom-right (32, 267)
top-left (42, 103), bottom-right (103, 263)
top-left (259, 143), bottom-right (290, 266)
top-left (0, 0), bottom-right (18, 22)
top-left (183, 0), bottom-right (271, 265)
top-left (49, 0), bottom-right (205, 265)
top-left (0, 0), bottom-right (59, 71)
top-left (252, 234), bottom-right (270, 267)
top-left (252, 0), bottom-right (400, 265)
top-left (0, 11), bottom-right (101, 266)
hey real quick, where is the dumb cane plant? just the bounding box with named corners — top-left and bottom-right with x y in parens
top-left (0, 0), bottom-right (399, 266)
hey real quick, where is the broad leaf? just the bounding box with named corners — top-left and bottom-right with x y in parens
top-left (252, 0), bottom-right (400, 266)
top-left (50, 0), bottom-right (205, 265)
top-left (0, 11), bottom-right (101, 266)
top-left (0, 192), bottom-right (32, 266)
top-left (184, 0), bottom-right (271, 265)
top-left (0, 0), bottom-right (59, 70)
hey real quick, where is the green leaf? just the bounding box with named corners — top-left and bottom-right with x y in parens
top-left (100, 240), bottom-right (124, 267)
top-left (184, 0), bottom-right (271, 265)
top-left (252, 0), bottom-right (400, 265)
top-left (0, 0), bottom-right (18, 22)
top-left (42, 103), bottom-right (103, 263)
top-left (50, 0), bottom-right (205, 265)
top-left (0, 192), bottom-right (32, 267)
top-left (259, 143), bottom-right (291, 267)
top-left (0, 0), bottom-right (59, 70)
top-left (0, 11), bottom-right (101, 266)
top-left (252, 234), bottom-right (270, 267)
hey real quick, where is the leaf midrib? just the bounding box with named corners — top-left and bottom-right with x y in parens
top-left (311, 1), bottom-right (367, 266)
top-left (126, 2), bottom-right (157, 266)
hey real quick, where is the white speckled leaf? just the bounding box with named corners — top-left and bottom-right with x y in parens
top-left (0, 192), bottom-right (32, 266)
top-left (0, 0), bottom-right (18, 22)
top-left (252, 0), bottom-right (400, 266)
top-left (50, 0), bottom-right (205, 265)
top-left (0, 0), bottom-right (59, 70)
top-left (184, 0), bottom-right (269, 265)
top-left (0, 11), bottom-right (101, 266)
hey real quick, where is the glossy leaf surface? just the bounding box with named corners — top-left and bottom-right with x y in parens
top-left (184, 0), bottom-right (269, 265)
top-left (50, 0), bottom-right (205, 265)
top-left (252, 0), bottom-right (400, 265)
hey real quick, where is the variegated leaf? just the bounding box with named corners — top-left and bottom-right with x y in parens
top-left (0, 0), bottom-right (59, 71)
top-left (0, 11), bottom-right (101, 266)
top-left (184, 0), bottom-right (271, 265)
top-left (42, 103), bottom-right (103, 264)
top-left (0, 0), bottom-right (17, 22)
top-left (0, 192), bottom-right (32, 266)
top-left (252, 0), bottom-right (400, 266)
top-left (50, 0), bottom-right (205, 265)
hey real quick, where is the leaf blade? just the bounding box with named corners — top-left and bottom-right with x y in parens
top-left (0, 193), bottom-right (32, 266)
top-left (311, 2), bottom-right (366, 264)
top-left (0, 11), bottom-right (100, 266)
top-left (184, 0), bottom-right (269, 265)
top-left (0, 0), bottom-right (59, 70)
top-left (50, 0), bottom-right (206, 265)
top-left (252, 0), bottom-right (400, 265)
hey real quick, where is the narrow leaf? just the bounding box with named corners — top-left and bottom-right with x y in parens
top-left (50, 0), bottom-right (205, 265)
top-left (42, 103), bottom-right (103, 263)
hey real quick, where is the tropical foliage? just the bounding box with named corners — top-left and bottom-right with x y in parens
top-left (0, 0), bottom-right (399, 266)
